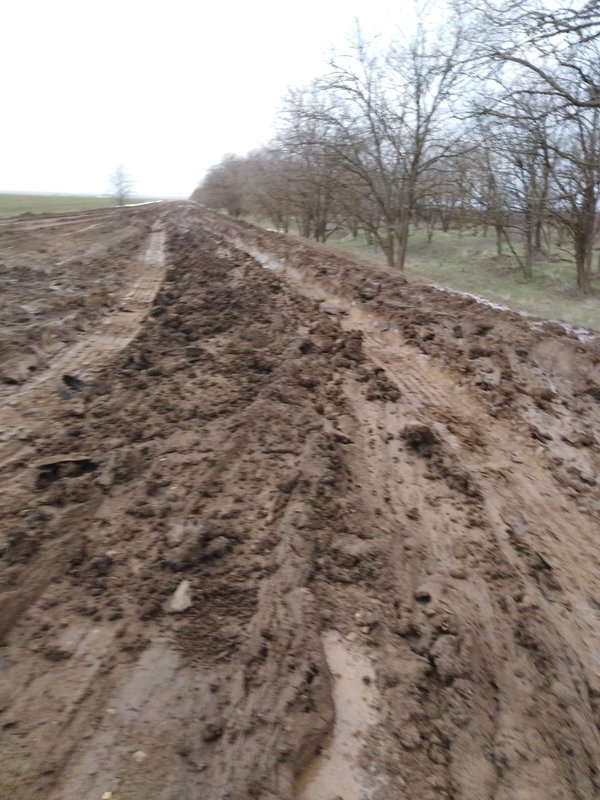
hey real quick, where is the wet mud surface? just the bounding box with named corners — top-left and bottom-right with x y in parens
top-left (1, 202), bottom-right (600, 799)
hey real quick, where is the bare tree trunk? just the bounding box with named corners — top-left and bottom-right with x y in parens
top-left (381, 230), bottom-right (395, 268)
top-left (395, 215), bottom-right (410, 270)
top-left (575, 237), bottom-right (592, 293)
top-left (534, 220), bottom-right (543, 253)
top-left (495, 225), bottom-right (503, 257)
top-left (502, 226), bottom-right (529, 276)
top-left (523, 225), bottom-right (533, 278)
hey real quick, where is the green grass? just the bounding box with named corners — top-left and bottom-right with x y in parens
top-left (329, 228), bottom-right (600, 332)
top-left (0, 193), bottom-right (158, 217)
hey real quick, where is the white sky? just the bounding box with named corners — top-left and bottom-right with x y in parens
top-left (1, 0), bottom-right (408, 198)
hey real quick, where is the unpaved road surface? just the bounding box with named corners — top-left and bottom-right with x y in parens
top-left (1, 202), bottom-right (600, 800)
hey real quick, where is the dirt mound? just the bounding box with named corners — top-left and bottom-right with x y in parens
top-left (1, 203), bottom-right (599, 799)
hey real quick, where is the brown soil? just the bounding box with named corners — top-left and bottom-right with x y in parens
top-left (1, 201), bottom-right (600, 800)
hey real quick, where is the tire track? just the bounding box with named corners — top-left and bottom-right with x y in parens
top-left (0, 223), bottom-right (167, 473)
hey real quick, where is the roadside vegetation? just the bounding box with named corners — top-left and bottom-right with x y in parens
top-left (331, 228), bottom-right (600, 330)
top-left (193, 0), bottom-right (600, 328)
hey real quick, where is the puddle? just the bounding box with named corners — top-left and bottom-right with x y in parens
top-left (296, 630), bottom-right (379, 800)
top-left (244, 245), bottom-right (282, 271)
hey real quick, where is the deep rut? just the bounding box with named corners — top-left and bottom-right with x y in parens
top-left (211, 210), bottom-right (600, 799)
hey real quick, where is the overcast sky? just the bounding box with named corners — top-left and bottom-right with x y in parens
top-left (1, 0), bottom-right (411, 198)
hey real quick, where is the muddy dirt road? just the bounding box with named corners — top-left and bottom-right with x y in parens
top-left (1, 202), bottom-right (600, 800)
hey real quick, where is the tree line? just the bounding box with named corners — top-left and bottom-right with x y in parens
top-left (193, 0), bottom-right (600, 293)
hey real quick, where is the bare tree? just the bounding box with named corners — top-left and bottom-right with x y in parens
top-left (278, 87), bottom-right (346, 241)
top-left (110, 166), bottom-right (133, 206)
top-left (292, 22), bottom-right (469, 269)
top-left (461, 0), bottom-right (600, 108)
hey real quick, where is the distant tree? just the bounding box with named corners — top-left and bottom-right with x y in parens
top-left (111, 166), bottom-right (133, 206)
top-left (192, 155), bottom-right (251, 217)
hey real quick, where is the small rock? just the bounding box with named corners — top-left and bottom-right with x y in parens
top-left (358, 280), bottom-right (381, 300)
top-left (477, 367), bottom-right (501, 389)
top-left (373, 320), bottom-right (391, 332)
top-left (319, 301), bottom-right (341, 316)
top-left (166, 580), bottom-right (192, 613)
top-left (320, 609), bottom-right (334, 622)
top-left (132, 750), bottom-right (147, 763)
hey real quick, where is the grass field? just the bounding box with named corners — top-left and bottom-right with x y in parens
top-left (0, 193), bottom-right (159, 216)
top-left (329, 228), bottom-right (600, 332)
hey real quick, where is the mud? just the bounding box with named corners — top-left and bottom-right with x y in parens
top-left (296, 631), bottom-right (379, 800)
top-left (1, 202), bottom-right (600, 799)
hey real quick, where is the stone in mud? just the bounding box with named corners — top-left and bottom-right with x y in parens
top-left (358, 280), bottom-right (381, 300)
top-left (166, 580), bottom-right (193, 613)
top-left (373, 319), bottom-right (391, 332)
top-left (319, 301), bottom-right (342, 316)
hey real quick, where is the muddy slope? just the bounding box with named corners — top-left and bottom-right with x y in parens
top-left (1, 202), bottom-right (599, 800)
